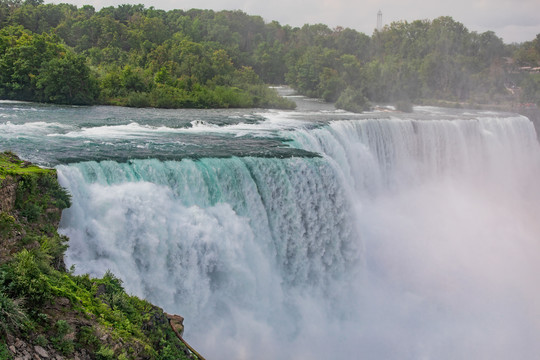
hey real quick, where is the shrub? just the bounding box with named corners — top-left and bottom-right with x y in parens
top-left (51, 320), bottom-right (74, 355)
top-left (149, 85), bottom-right (194, 108)
top-left (335, 87), bottom-right (371, 113)
top-left (38, 235), bottom-right (69, 270)
top-left (15, 176), bottom-right (38, 210)
top-left (20, 202), bottom-right (42, 221)
top-left (38, 174), bottom-right (71, 210)
top-left (0, 212), bottom-right (17, 238)
top-left (195, 87), bottom-right (223, 108)
top-left (2, 249), bottom-right (53, 307)
top-left (99, 270), bottom-right (125, 295)
top-left (96, 346), bottom-right (115, 360)
top-left (35, 334), bottom-right (48, 347)
top-left (126, 92), bottom-right (151, 108)
top-left (0, 289), bottom-right (28, 335)
top-left (0, 342), bottom-right (12, 359)
top-left (77, 326), bottom-right (100, 350)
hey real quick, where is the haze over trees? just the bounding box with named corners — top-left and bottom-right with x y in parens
top-left (0, 0), bottom-right (539, 110)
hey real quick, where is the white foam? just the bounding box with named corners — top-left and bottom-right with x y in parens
top-left (0, 121), bottom-right (71, 135)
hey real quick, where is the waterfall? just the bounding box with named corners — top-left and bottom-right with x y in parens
top-left (58, 113), bottom-right (540, 359)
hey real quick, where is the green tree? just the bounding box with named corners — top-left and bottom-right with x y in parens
top-left (514, 34), bottom-right (540, 66)
top-left (335, 86), bottom-right (370, 113)
top-left (36, 50), bottom-right (98, 104)
top-left (0, 28), bottom-right (62, 100)
top-left (253, 40), bottom-right (287, 84)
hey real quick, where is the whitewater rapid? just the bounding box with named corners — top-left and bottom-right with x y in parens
top-left (51, 108), bottom-right (540, 359)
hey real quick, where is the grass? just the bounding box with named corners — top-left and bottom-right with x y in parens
top-left (0, 151), bottom-right (54, 181)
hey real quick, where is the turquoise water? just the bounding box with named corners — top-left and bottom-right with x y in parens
top-left (2, 95), bottom-right (540, 359)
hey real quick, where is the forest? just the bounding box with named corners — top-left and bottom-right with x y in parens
top-left (0, 0), bottom-right (539, 111)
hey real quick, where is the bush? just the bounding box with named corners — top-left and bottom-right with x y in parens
top-left (126, 92), bottom-right (151, 108)
top-left (0, 289), bottom-right (28, 335)
top-left (2, 249), bottom-right (53, 307)
top-left (15, 176), bottom-right (38, 210)
top-left (38, 174), bottom-right (71, 210)
top-left (35, 334), bottom-right (48, 347)
top-left (195, 87), bottom-right (223, 108)
top-left (213, 86), bottom-right (253, 108)
top-left (149, 85), bottom-right (194, 108)
top-left (21, 202), bottom-right (42, 221)
top-left (0, 342), bottom-right (12, 359)
top-left (0, 212), bottom-right (17, 238)
top-left (99, 270), bottom-right (125, 295)
top-left (51, 320), bottom-right (74, 355)
top-left (96, 346), bottom-right (115, 360)
top-left (335, 87), bottom-right (371, 113)
top-left (77, 326), bottom-right (100, 350)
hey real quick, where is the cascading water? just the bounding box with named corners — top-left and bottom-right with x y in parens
top-left (2, 99), bottom-right (540, 359)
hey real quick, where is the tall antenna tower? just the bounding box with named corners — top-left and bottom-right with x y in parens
top-left (377, 10), bottom-right (382, 31)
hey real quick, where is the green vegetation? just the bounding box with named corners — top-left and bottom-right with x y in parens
top-left (0, 1), bottom-right (296, 109)
top-left (0, 151), bottom-right (54, 180)
top-left (0, 1), bottom-right (538, 111)
top-left (0, 152), bottom-right (194, 359)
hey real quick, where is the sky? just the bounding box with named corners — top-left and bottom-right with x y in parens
top-left (49, 0), bottom-right (540, 44)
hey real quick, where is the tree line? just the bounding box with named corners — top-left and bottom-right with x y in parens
top-left (0, 0), bottom-right (539, 110)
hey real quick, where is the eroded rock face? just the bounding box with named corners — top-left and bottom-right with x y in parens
top-left (167, 313), bottom-right (185, 337)
top-left (0, 178), bottom-right (24, 264)
top-left (0, 176), bottom-right (17, 212)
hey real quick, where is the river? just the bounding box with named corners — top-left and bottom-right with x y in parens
top-left (2, 91), bottom-right (540, 359)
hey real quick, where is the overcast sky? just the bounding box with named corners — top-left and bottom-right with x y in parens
top-left (49, 0), bottom-right (540, 43)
